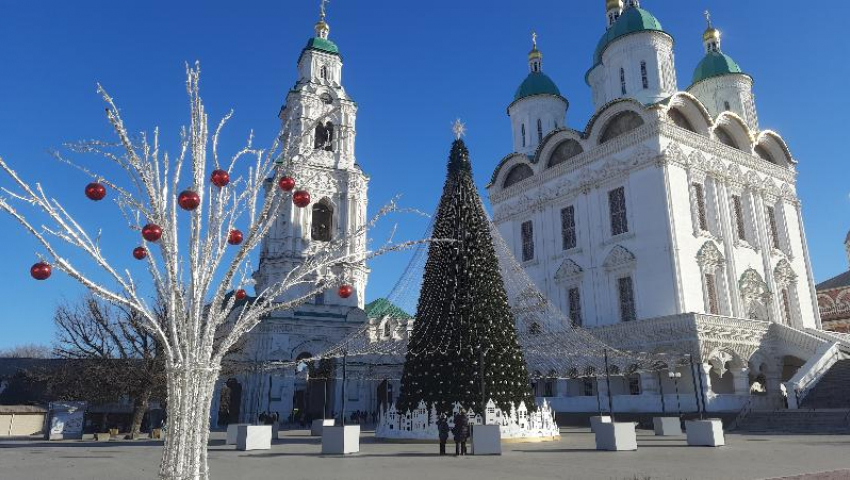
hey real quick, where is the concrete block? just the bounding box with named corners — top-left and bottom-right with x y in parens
top-left (311, 419), bottom-right (335, 436)
top-left (94, 432), bottom-right (111, 442)
top-left (472, 424), bottom-right (501, 455)
top-left (589, 415), bottom-right (612, 433)
top-left (653, 417), bottom-right (683, 436)
top-left (226, 423), bottom-right (250, 445)
top-left (685, 419), bottom-right (725, 447)
top-left (322, 425), bottom-right (360, 455)
top-left (236, 425), bottom-right (272, 451)
top-left (595, 422), bottom-right (638, 451)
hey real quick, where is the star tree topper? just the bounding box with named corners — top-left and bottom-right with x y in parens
top-left (452, 118), bottom-right (467, 140)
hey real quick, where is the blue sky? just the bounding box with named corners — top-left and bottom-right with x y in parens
top-left (0, 0), bottom-right (847, 349)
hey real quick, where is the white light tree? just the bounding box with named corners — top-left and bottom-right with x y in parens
top-left (0, 65), bottom-right (417, 480)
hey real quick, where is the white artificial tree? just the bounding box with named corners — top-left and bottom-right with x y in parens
top-left (0, 64), bottom-right (418, 480)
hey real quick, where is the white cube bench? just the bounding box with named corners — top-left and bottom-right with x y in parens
top-left (226, 423), bottom-right (250, 445)
top-left (595, 422), bottom-right (638, 451)
top-left (236, 425), bottom-right (272, 451)
top-left (472, 425), bottom-right (501, 455)
top-left (311, 419), bottom-right (336, 436)
top-left (685, 419), bottom-right (725, 447)
top-left (589, 415), bottom-right (612, 433)
top-left (321, 425), bottom-right (360, 455)
top-left (653, 417), bottom-right (683, 436)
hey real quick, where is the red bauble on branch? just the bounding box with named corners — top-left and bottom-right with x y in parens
top-left (338, 284), bottom-right (354, 299)
top-left (278, 176), bottom-right (296, 192)
top-left (210, 169), bottom-right (230, 188)
top-left (292, 190), bottom-right (311, 208)
top-left (235, 289), bottom-right (247, 301)
top-left (142, 224), bottom-right (163, 242)
top-left (30, 262), bottom-right (52, 281)
top-left (228, 229), bottom-right (243, 246)
top-left (85, 182), bottom-right (107, 201)
top-left (177, 190), bottom-right (201, 211)
top-left (133, 247), bottom-right (147, 260)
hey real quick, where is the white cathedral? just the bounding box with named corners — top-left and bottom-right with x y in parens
top-left (212, 1), bottom-right (850, 425)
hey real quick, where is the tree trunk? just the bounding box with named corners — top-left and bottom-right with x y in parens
top-left (130, 389), bottom-right (152, 437)
top-left (159, 363), bottom-right (219, 480)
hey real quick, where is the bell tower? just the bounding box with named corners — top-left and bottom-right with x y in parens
top-left (254, 2), bottom-right (369, 309)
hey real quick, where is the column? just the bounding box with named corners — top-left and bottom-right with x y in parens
top-left (731, 367), bottom-right (750, 395)
top-left (700, 363), bottom-right (715, 411)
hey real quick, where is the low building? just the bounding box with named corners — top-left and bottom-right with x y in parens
top-left (816, 231), bottom-right (850, 333)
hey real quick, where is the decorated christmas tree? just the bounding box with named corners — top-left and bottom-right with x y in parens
top-left (397, 124), bottom-right (534, 414)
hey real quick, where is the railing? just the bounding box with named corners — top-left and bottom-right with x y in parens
top-left (806, 329), bottom-right (850, 352)
top-left (785, 342), bottom-right (842, 409)
top-left (770, 323), bottom-right (829, 359)
top-left (730, 396), bottom-right (756, 431)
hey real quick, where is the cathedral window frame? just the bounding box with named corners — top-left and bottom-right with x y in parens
top-left (619, 67), bottom-right (627, 96)
top-left (774, 259), bottom-right (799, 327)
top-left (521, 124), bottom-right (526, 148)
top-left (608, 185), bottom-right (630, 237)
top-left (568, 285), bottom-right (583, 327)
top-left (690, 180), bottom-right (709, 234)
top-left (617, 275), bottom-right (637, 323)
top-left (520, 219), bottom-right (535, 263)
top-left (603, 245), bottom-right (638, 323)
top-left (537, 119), bottom-right (543, 144)
top-left (310, 197), bottom-right (336, 242)
top-left (640, 61), bottom-right (649, 90)
top-left (697, 241), bottom-right (730, 317)
top-left (560, 204), bottom-right (577, 251)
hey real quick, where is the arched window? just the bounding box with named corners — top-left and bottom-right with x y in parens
top-left (314, 122), bottom-right (334, 151)
top-left (537, 119), bottom-right (543, 143)
top-left (320, 93), bottom-right (333, 105)
top-left (383, 321), bottom-right (391, 338)
top-left (521, 124), bottom-right (526, 148)
top-left (714, 127), bottom-right (739, 150)
top-left (547, 139), bottom-right (584, 168)
top-left (503, 164), bottom-right (534, 188)
top-left (640, 61), bottom-right (649, 89)
top-left (320, 65), bottom-right (328, 81)
top-left (755, 145), bottom-right (776, 164)
top-left (599, 111), bottom-right (644, 144)
top-left (668, 109), bottom-right (696, 133)
top-left (620, 68), bottom-right (627, 95)
top-left (311, 201), bottom-right (333, 242)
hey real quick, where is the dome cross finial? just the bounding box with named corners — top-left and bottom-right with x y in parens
top-left (704, 10), bottom-right (712, 29)
top-left (702, 10), bottom-right (721, 53)
top-left (315, 0), bottom-right (331, 39)
top-left (532, 31), bottom-right (538, 49)
top-left (320, 0), bottom-right (329, 20)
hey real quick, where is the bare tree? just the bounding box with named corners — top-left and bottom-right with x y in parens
top-left (52, 295), bottom-right (166, 436)
top-left (0, 344), bottom-right (53, 359)
top-left (0, 64), bottom-right (419, 480)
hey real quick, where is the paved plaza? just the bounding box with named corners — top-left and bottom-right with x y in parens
top-left (1, 428), bottom-right (850, 480)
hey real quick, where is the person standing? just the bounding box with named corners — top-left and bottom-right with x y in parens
top-left (453, 410), bottom-right (469, 456)
top-left (437, 414), bottom-right (450, 455)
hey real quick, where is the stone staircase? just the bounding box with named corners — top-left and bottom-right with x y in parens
top-left (735, 410), bottom-right (850, 434)
top-left (799, 359), bottom-right (850, 409)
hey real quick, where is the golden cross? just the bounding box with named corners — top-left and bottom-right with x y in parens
top-left (320, 0), bottom-right (330, 20)
top-left (704, 10), bottom-right (712, 28)
top-left (532, 31), bottom-right (538, 49)
top-left (452, 119), bottom-right (467, 140)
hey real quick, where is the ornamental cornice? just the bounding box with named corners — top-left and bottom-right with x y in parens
top-left (660, 123), bottom-right (796, 184)
top-left (492, 122), bottom-right (661, 205)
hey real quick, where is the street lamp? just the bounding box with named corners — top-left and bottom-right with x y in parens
top-left (668, 370), bottom-right (683, 420)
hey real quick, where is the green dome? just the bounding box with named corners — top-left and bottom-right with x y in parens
top-left (692, 51), bottom-right (744, 84)
top-left (514, 72), bottom-right (562, 102)
top-left (305, 37), bottom-right (339, 55)
top-left (592, 7), bottom-right (666, 66)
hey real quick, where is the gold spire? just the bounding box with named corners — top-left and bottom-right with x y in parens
top-left (315, 0), bottom-right (330, 39)
top-left (703, 10), bottom-right (721, 44)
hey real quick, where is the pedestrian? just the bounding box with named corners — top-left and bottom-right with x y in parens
top-left (437, 414), bottom-right (450, 455)
top-left (452, 410), bottom-right (469, 456)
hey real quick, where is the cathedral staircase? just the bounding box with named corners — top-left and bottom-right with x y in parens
top-left (734, 409), bottom-right (850, 434)
top-left (798, 359), bottom-right (850, 409)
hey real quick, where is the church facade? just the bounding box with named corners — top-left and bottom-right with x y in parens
top-left (487, 1), bottom-right (849, 414)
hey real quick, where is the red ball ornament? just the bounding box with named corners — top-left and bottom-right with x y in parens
top-left (210, 169), bottom-right (230, 188)
top-left (278, 176), bottom-right (296, 192)
top-left (133, 247), bottom-right (147, 260)
top-left (30, 262), bottom-right (52, 281)
top-left (85, 182), bottom-right (107, 201)
top-left (178, 190), bottom-right (201, 211)
top-left (228, 229), bottom-right (244, 246)
top-left (142, 224), bottom-right (163, 242)
top-left (292, 190), bottom-right (311, 208)
top-left (338, 284), bottom-right (354, 299)
top-left (235, 289), bottom-right (247, 301)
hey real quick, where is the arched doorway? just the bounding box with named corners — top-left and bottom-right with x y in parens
top-left (377, 379), bottom-right (394, 411)
top-left (217, 378), bottom-right (242, 426)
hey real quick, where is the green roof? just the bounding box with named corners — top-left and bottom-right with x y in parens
top-left (692, 51), bottom-right (745, 85)
top-left (365, 298), bottom-right (412, 320)
top-left (305, 37), bottom-right (340, 55)
top-left (592, 7), bottom-right (666, 66)
top-left (514, 72), bottom-right (562, 102)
